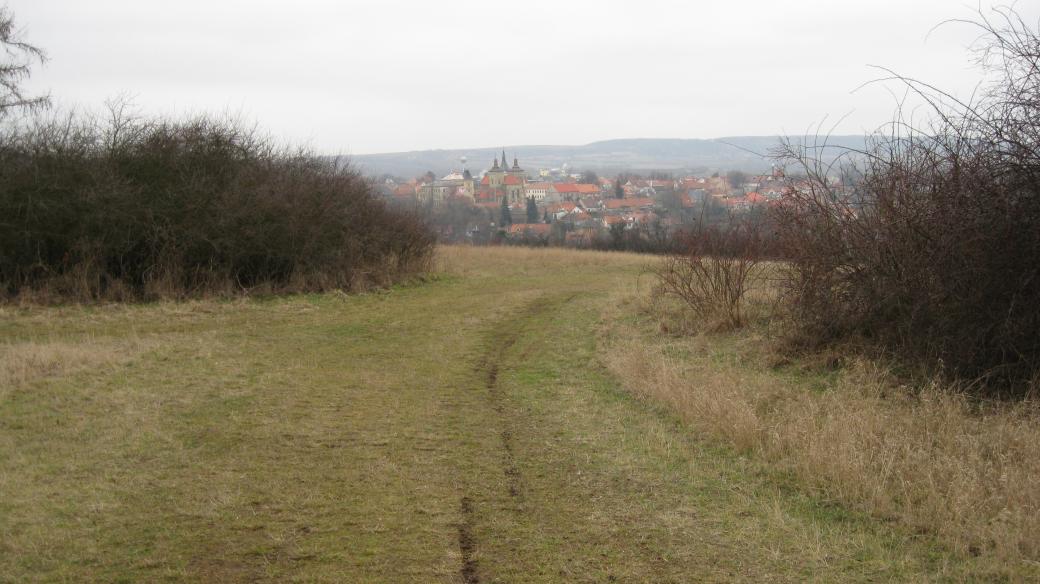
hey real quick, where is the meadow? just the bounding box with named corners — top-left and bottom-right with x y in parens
top-left (0, 246), bottom-right (1034, 582)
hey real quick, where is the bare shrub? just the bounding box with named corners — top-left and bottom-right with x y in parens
top-left (0, 108), bottom-right (435, 302)
top-left (653, 218), bottom-right (770, 330)
top-left (773, 8), bottom-right (1040, 394)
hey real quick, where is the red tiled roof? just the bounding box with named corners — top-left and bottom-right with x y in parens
top-left (604, 197), bottom-right (655, 210)
top-left (507, 223), bottom-right (552, 235)
top-left (552, 183), bottom-right (581, 194)
top-left (503, 175), bottom-right (524, 185)
top-left (553, 183), bottom-right (600, 194)
top-left (546, 202), bottom-right (577, 213)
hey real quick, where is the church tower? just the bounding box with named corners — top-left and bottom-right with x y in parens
top-left (487, 156), bottom-right (505, 188)
top-left (479, 150), bottom-right (527, 204)
top-left (503, 153), bottom-right (527, 204)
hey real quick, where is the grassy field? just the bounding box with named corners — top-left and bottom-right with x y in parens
top-left (0, 246), bottom-right (1020, 582)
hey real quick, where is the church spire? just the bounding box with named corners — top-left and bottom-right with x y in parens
top-left (492, 156), bottom-right (499, 170)
top-left (502, 149), bottom-right (507, 168)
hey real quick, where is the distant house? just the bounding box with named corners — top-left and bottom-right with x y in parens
top-left (580, 196), bottom-right (604, 211)
top-left (393, 184), bottom-right (417, 200)
top-left (549, 182), bottom-right (600, 201)
top-left (565, 228), bottom-right (598, 246)
top-left (566, 208), bottom-right (593, 224)
top-left (546, 202), bottom-right (579, 220)
top-left (526, 181), bottom-right (550, 201)
top-left (604, 197), bottom-right (655, 211)
top-left (723, 196), bottom-right (750, 211)
top-left (745, 191), bottom-right (768, 205)
top-left (506, 223), bottom-right (552, 237)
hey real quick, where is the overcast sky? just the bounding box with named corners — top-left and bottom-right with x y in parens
top-left (11, 1), bottom-right (1039, 154)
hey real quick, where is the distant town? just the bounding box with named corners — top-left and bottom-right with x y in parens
top-left (371, 149), bottom-right (800, 246)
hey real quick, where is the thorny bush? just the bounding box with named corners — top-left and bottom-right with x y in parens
top-left (773, 8), bottom-right (1040, 395)
top-left (0, 108), bottom-right (435, 301)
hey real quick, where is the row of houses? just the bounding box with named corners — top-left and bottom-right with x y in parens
top-left (372, 156), bottom-right (847, 243)
top-left (381, 158), bottom-right (796, 205)
top-left (499, 196), bottom-right (674, 241)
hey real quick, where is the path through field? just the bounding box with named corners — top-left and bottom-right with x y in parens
top-left (0, 247), bottom-right (966, 582)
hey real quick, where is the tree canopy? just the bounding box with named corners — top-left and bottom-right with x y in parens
top-left (579, 170), bottom-right (600, 184)
top-left (499, 196), bottom-right (512, 226)
top-left (526, 197), bottom-right (538, 223)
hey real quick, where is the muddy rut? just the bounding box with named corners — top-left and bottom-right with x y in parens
top-left (454, 295), bottom-right (569, 583)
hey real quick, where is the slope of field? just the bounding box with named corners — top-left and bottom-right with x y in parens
top-left (0, 247), bottom-right (990, 582)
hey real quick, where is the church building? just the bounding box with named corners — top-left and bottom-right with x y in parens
top-left (477, 149), bottom-right (527, 204)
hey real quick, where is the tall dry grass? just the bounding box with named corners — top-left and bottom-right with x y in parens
top-left (602, 293), bottom-right (1040, 574)
top-left (0, 339), bottom-right (146, 400)
top-left (436, 244), bottom-right (654, 279)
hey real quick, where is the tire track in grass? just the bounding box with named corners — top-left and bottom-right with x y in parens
top-left (458, 496), bottom-right (479, 584)
top-left (485, 332), bottom-right (524, 504)
top-left (455, 294), bottom-right (571, 581)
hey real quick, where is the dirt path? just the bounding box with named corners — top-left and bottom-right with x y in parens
top-left (449, 290), bottom-right (966, 583)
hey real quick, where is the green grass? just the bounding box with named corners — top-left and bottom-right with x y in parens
top-left (0, 246), bottom-right (984, 581)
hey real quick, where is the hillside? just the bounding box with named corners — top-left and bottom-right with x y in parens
top-left (348, 136), bottom-right (869, 177)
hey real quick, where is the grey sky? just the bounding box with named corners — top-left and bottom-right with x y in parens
top-left (11, 1), bottom-right (1038, 154)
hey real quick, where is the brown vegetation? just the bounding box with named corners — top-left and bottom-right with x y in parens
top-left (632, 11), bottom-right (1040, 572)
top-left (605, 292), bottom-right (1040, 575)
top-left (0, 339), bottom-right (146, 400)
top-left (772, 8), bottom-right (1040, 394)
top-left (652, 218), bottom-right (772, 331)
top-left (0, 108), bottom-right (434, 302)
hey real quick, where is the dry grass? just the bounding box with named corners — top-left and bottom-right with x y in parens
top-left (602, 291), bottom-right (1040, 577)
top-left (436, 244), bottom-right (655, 279)
top-left (0, 246), bottom-right (1005, 580)
top-left (0, 339), bottom-right (146, 400)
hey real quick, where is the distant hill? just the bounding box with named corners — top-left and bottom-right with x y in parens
top-left (347, 136), bottom-right (869, 178)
